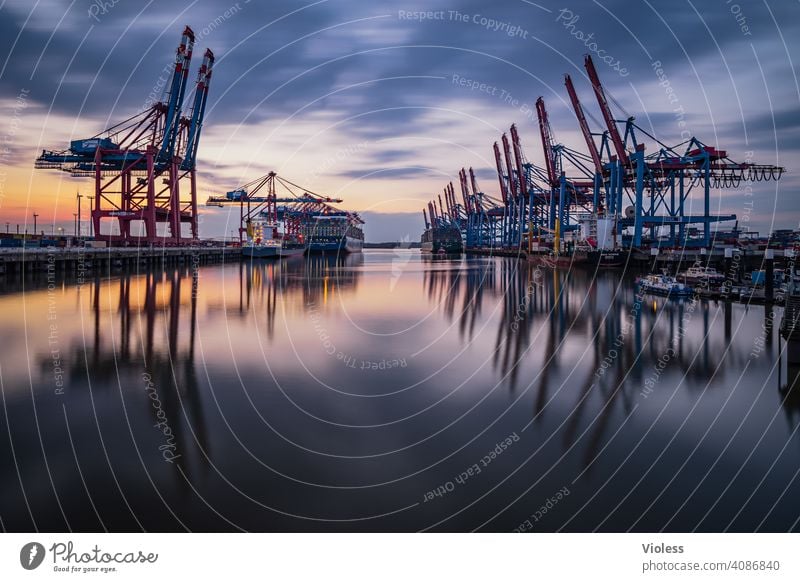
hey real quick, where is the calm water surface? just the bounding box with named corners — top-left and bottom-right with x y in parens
top-left (1, 250), bottom-right (799, 531)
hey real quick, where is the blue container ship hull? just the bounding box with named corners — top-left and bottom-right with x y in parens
top-left (306, 235), bottom-right (363, 254)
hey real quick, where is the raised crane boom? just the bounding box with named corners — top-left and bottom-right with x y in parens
top-left (509, 124), bottom-right (527, 198)
top-left (459, 168), bottom-right (472, 214)
top-left (159, 26), bottom-right (195, 161)
top-left (501, 133), bottom-right (518, 201)
top-left (584, 54), bottom-right (629, 166)
top-left (181, 48), bottom-right (215, 171)
top-left (493, 142), bottom-right (509, 205)
top-left (565, 73), bottom-right (604, 175)
top-left (535, 97), bottom-right (558, 187)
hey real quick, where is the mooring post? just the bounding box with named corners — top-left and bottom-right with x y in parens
top-left (765, 249), bottom-right (774, 302)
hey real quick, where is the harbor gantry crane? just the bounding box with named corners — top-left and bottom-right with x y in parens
top-left (489, 122), bottom-right (554, 251)
top-left (576, 54), bottom-right (784, 248)
top-left (467, 166), bottom-right (505, 249)
top-left (204, 171), bottom-right (354, 243)
top-left (35, 26), bottom-right (216, 245)
top-left (456, 166), bottom-right (502, 249)
top-left (534, 97), bottom-right (598, 240)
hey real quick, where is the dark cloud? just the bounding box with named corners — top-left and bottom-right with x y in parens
top-left (335, 166), bottom-right (442, 180)
top-left (2, 0), bottom-right (799, 238)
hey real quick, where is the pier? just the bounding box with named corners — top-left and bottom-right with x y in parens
top-left (0, 246), bottom-right (230, 277)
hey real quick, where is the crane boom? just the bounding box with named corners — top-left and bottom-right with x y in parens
top-left (565, 73), bottom-right (603, 174)
top-left (501, 133), bottom-right (518, 201)
top-left (468, 167), bottom-right (483, 212)
top-left (459, 168), bottom-right (472, 214)
top-left (181, 48), bottom-right (215, 171)
top-left (509, 124), bottom-right (527, 198)
top-left (535, 97), bottom-right (558, 187)
top-left (159, 26), bottom-right (195, 161)
top-left (584, 54), bottom-right (628, 165)
top-left (493, 142), bottom-right (509, 205)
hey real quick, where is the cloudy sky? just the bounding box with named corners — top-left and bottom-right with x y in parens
top-left (0, 0), bottom-right (797, 241)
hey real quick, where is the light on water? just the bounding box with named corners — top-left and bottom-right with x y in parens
top-left (0, 250), bottom-right (798, 531)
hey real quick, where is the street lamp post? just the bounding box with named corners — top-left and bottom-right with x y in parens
top-left (76, 192), bottom-right (83, 238)
top-left (33, 213), bottom-right (38, 237)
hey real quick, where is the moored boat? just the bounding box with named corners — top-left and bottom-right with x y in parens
top-left (241, 217), bottom-right (305, 259)
top-left (636, 273), bottom-right (694, 297)
top-left (677, 265), bottom-right (726, 285)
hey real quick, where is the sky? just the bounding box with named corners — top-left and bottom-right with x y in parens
top-left (0, 0), bottom-right (798, 241)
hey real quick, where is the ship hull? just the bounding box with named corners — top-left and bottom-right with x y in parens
top-left (279, 246), bottom-right (306, 257)
top-left (529, 252), bottom-right (587, 268)
top-left (242, 245), bottom-right (305, 258)
top-left (585, 250), bottom-right (625, 268)
top-left (421, 240), bottom-right (463, 254)
top-left (306, 235), bottom-right (363, 254)
top-left (637, 284), bottom-right (693, 298)
top-left (242, 246), bottom-right (280, 259)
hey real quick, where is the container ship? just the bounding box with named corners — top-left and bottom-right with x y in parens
top-left (420, 224), bottom-right (463, 254)
top-left (300, 214), bottom-right (364, 254)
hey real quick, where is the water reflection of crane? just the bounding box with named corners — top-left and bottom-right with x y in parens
top-left (422, 257), bottom-right (498, 344)
top-left (43, 266), bottom-right (209, 482)
top-left (238, 254), bottom-right (364, 337)
top-left (425, 259), bottom-right (775, 437)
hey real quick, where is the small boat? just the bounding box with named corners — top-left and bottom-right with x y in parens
top-left (636, 273), bottom-right (693, 297)
top-left (677, 266), bottom-right (726, 285)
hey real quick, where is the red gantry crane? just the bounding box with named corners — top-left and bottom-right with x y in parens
top-left (35, 26), bottom-right (216, 245)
